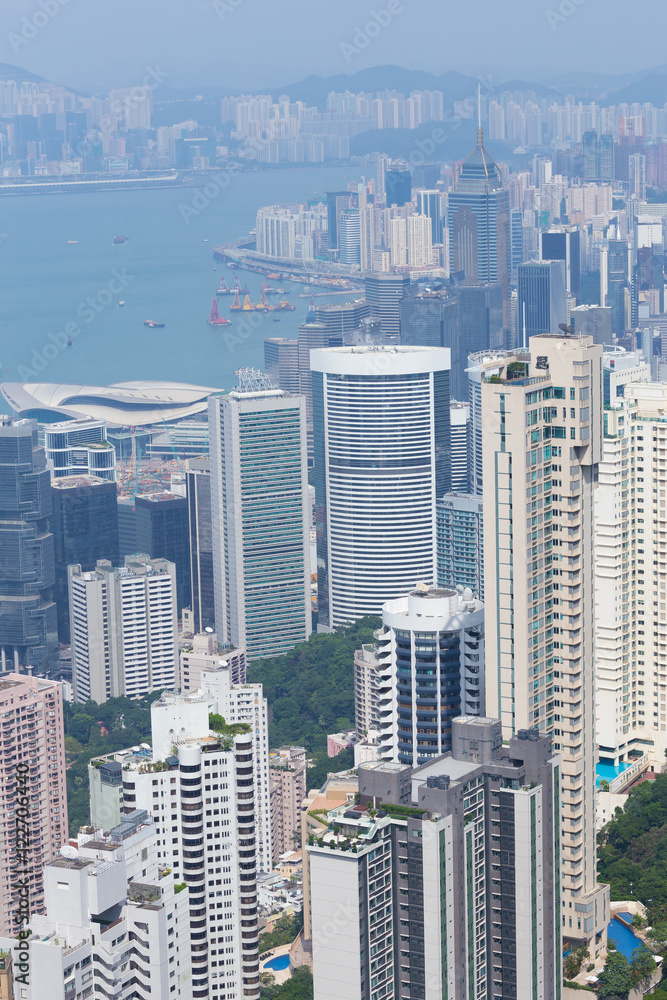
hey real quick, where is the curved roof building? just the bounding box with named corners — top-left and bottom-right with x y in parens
top-left (0, 381), bottom-right (220, 426)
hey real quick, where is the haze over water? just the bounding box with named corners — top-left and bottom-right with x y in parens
top-left (0, 166), bottom-right (362, 395)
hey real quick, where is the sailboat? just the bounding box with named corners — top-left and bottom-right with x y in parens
top-left (208, 298), bottom-right (231, 327)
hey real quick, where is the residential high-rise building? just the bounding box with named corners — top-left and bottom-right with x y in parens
top-left (3, 812), bottom-right (193, 1000)
top-left (406, 213), bottom-right (433, 266)
top-left (595, 379), bottom-right (667, 769)
top-left (583, 129), bottom-right (599, 180)
top-left (69, 554), bottom-right (178, 703)
top-left (186, 457), bottom-right (215, 633)
top-left (437, 492), bottom-right (485, 598)
top-left (209, 369), bottom-right (311, 659)
top-left (269, 746), bottom-right (307, 862)
top-left (517, 260), bottom-right (567, 344)
top-left (448, 129), bottom-right (511, 329)
top-left (51, 474), bottom-right (120, 644)
top-left (540, 227), bottom-right (581, 300)
top-left (0, 417), bottom-right (58, 673)
top-left (364, 272), bottom-right (409, 339)
top-left (308, 717), bottom-right (562, 1000)
top-left (135, 491), bottom-right (191, 615)
top-left (44, 417), bottom-right (117, 481)
top-left (467, 349), bottom-right (523, 497)
top-left (629, 152), bottom-right (647, 201)
top-left (0, 674), bottom-right (68, 938)
top-left (113, 693), bottom-right (261, 1000)
top-left (389, 216), bottom-right (407, 266)
top-left (371, 586), bottom-right (485, 765)
top-left (415, 188), bottom-right (442, 244)
top-left (312, 345), bottom-right (450, 628)
top-left (481, 335), bottom-right (609, 955)
top-left (264, 337), bottom-right (300, 393)
top-left (179, 630), bottom-right (246, 689)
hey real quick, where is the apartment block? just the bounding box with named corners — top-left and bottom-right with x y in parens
top-left (0, 674), bottom-right (68, 938)
top-left (0, 810), bottom-right (191, 1000)
top-left (69, 554), bottom-right (178, 703)
top-left (481, 335), bottom-right (609, 954)
top-left (596, 381), bottom-right (667, 766)
top-left (179, 630), bottom-right (246, 691)
top-left (269, 746), bottom-right (307, 863)
top-left (308, 718), bottom-right (561, 1000)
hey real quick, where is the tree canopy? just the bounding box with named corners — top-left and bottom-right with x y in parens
top-left (597, 950), bottom-right (632, 1000)
top-left (598, 773), bottom-right (667, 923)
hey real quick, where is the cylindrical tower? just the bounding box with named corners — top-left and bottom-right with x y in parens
top-left (311, 345), bottom-right (451, 628)
top-left (374, 586), bottom-right (485, 767)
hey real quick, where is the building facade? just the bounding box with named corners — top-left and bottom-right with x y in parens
top-left (44, 417), bottom-right (117, 482)
top-left (308, 717), bottom-right (562, 1000)
top-left (135, 491), bottom-right (191, 616)
top-left (269, 746), bottom-right (307, 863)
top-left (481, 335), bottom-right (609, 954)
top-left (186, 457), bottom-right (215, 634)
top-left (0, 674), bottom-right (68, 938)
top-left (51, 474), bottom-right (120, 644)
top-left (209, 370), bottom-right (311, 659)
top-left (0, 417), bottom-right (58, 673)
top-left (311, 346), bottom-right (451, 628)
top-left (437, 492), bottom-right (485, 599)
top-left (371, 586), bottom-right (485, 766)
top-left (69, 554), bottom-right (178, 703)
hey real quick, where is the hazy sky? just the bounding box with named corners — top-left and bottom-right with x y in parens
top-left (1, 0), bottom-right (665, 92)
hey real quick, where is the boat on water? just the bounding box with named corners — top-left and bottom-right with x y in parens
top-left (144, 320), bottom-right (165, 328)
top-left (273, 318), bottom-right (281, 322)
top-left (67, 336), bottom-right (72, 347)
top-left (208, 299), bottom-right (231, 327)
top-left (216, 278), bottom-right (230, 295)
top-left (113, 235), bottom-right (128, 244)
top-left (118, 300), bottom-right (126, 307)
top-left (67, 240), bottom-right (78, 245)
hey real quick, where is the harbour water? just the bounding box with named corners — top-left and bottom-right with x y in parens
top-left (0, 166), bottom-right (363, 395)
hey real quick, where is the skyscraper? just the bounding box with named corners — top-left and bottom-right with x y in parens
top-left (449, 399), bottom-right (469, 490)
top-left (373, 585), bottom-right (485, 764)
top-left (51, 474), bottom-right (120, 644)
top-left (308, 718), bottom-right (562, 1000)
top-left (406, 213), bottom-right (433, 266)
top-left (385, 167), bottom-right (411, 207)
top-left (186, 456), bottom-right (215, 633)
top-left (44, 417), bottom-right (117, 481)
top-left (263, 336), bottom-right (300, 393)
top-left (481, 335), bottom-right (609, 956)
top-left (517, 259), bottom-right (567, 344)
top-left (437, 492), bottom-right (485, 598)
top-left (364, 271), bottom-right (409, 339)
top-left (69, 554), bottom-right (178, 703)
top-left (0, 674), bottom-right (68, 937)
top-left (209, 369), bottom-right (311, 659)
top-left (338, 207), bottom-right (361, 267)
top-left (452, 283), bottom-right (505, 396)
top-left (540, 227), bottom-right (581, 300)
top-left (326, 190), bottom-right (352, 254)
top-left (134, 491), bottom-right (191, 615)
top-left (467, 349), bottom-right (522, 497)
top-left (415, 188), bottom-right (442, 244)
top-left (448, 128), bottom-right (511, 329)
top-left (0, 417), bottom-right (57, 673)
top-left (311, 345), bottom-right (450, 628)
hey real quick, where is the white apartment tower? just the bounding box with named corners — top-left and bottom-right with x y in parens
top-left (596, 381), bottom-right (667, 766)
top-left (69, 554), bottom-right (178, 703)
top-left (116, 693), bottom-right (260, 1000)
top-left (481, 334), bottom-right (609, 955)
